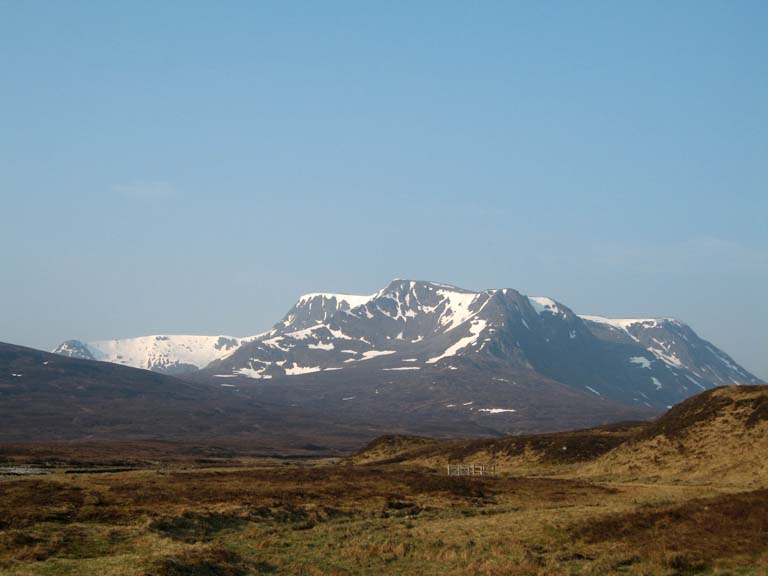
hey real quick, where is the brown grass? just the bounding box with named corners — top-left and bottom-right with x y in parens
top-left (3, 387), bottom-right (768, 574)
top-left (1, 461), bottom-right (765, 575)
top-left (345, 422), bottom-right (647, 478)
top-left (0, 463), bottom-right (626, 575)
top-left (575, 488), bottom-right (768, 572)
top-left (578, 386), bottom-right (768, 486)
top-left (148, 546), bottom-right (276, 576)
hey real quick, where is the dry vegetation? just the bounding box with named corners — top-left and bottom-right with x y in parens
top-left (1, 385), bottom-right (767, 575)
top-left (1, 463), bottom-right (765, 575)
top-left (350, 386), bottom-right (768, 486)
top-left (346, 422), bottom-right (646, 474)
top-left (578, 385), bottom-right (768, 486)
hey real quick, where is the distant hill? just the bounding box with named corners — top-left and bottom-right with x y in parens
top-left (348, 385), bottom-right (768, 486)
top-left (0, 341), bottom-right (644, 448)
top-left (0, 342), bottom-right (367, 453)
top-left (0, 341), bottom-right (254, 441)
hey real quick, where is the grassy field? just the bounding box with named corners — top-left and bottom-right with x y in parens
top-left (1, 457), bottom-right (766, 576)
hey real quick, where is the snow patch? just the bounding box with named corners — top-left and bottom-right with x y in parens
top-left (685, 374), bottom-right (707, 390)
top-left (647, 343), bottom-right (684, 368)
top-left (579, 315), bottom-right (670, 330)
top-left (435, 289), bottom-right (480, 331)
top-left (237, 367), bottom-right (272, 379)
top-left (426, 319), bottom-right (487, 364)
top-left (629, 356), bottom-right (652, 369)
top-left (360, 350), bottom-right (397, 360)
top-left (284, 365), bottom-right (323, 376)
top-left (528, 296), bottom-right (565, 316)
top-left (382, 367), bottom-right (421, 371)
top-left (308, 342), bottom-right (334, 351)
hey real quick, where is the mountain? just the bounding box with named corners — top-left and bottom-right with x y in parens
top-left (53, 334), bottom-right (257, 375)
top-left (50, 279), bottom-right (760, 435)
top-left (203, 280), bottom-right (760, 409)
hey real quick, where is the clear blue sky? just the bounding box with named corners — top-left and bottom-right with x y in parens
top-left (1, 1), bottom-right (766, 379)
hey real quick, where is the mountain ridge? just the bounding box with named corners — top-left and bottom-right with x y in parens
top-left (53, 279), bottom-right (761, 418)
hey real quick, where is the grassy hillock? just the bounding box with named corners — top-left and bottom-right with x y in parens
top-left (349, 385), bottom-right (768, 486)
top-left (579, 385), bottom-right (768, 485)
top-left (346, 422), bottom-right (644, 473)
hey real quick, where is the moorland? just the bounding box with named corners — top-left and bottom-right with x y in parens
top-left (1, 385), bottom-right (766, 576)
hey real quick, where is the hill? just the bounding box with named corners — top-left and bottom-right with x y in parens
top-left (0, 342), bottom-right (367, 454)
top-left (349, 385), bottom-right (768, 486)
top-left (580, 384), bottom-right (768, 485)
top-left (0, 340), bottom-right (648, 449)
top-left (346, 421), bottom-right (646, 472)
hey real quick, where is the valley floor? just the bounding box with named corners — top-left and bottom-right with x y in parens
top-left (0, 452), bottom-right (766, 576)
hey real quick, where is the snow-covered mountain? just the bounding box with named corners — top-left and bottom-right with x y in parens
top-left (53, 334), bottom-right (256, 375)
top-left (53, 279), bottom-right (761, 414)
top-left (206, 280), bottom-right (760, 409)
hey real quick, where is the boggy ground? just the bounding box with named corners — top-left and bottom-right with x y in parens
top-left (1, 458), bottom-right (766, 576)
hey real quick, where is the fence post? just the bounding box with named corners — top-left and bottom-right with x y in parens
top-left (445, 462), bottom-right (498, 476)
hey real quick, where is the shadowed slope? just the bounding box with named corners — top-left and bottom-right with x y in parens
top-left (0, 342), bottom-right (366, 453)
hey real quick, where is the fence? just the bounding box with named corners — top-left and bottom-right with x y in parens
top-left (445, 463), bottom-right (497, 476)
